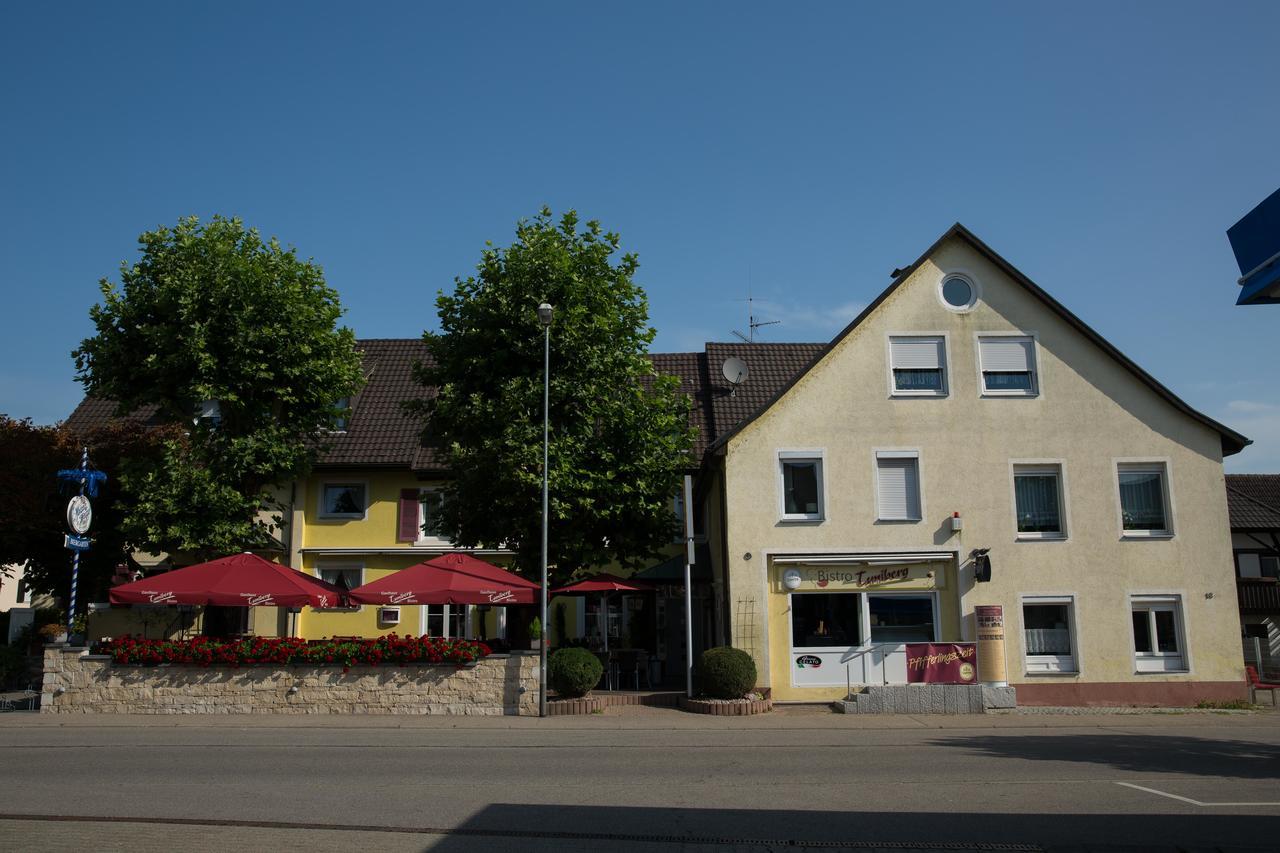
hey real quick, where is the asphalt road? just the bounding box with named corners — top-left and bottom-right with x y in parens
top-left (0, 709), bottom-right (1278, 852)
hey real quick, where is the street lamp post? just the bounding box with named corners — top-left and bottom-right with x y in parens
top-left (537, 301), bottom-right (553, 718)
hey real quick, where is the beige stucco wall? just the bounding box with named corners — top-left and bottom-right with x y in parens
top-left (42, 645), bottom-right (540, 715)
top-left (722, 235), bottom-right (1243, 702)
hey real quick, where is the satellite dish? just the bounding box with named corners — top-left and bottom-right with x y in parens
top-left (722, 357), bottom-right (749, 393)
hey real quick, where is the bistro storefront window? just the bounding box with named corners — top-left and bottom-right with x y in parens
top-left (791, 593), bottom-right (862, 648)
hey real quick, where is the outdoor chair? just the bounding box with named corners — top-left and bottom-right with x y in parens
top-left (617, 650), bottom-right (651, 690)
top-left (1245, 665), bottom-right (1278, 706)
top-left (595, 652), bottom-right (618, 691)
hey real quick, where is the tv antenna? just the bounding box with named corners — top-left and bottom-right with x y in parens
top-left (721, 356), bottom-right (749, 397)
top-left (731, 295), bottom-right (781, 343)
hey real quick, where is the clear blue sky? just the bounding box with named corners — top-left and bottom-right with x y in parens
top-left (2, 3), bottom-right (1278, 471)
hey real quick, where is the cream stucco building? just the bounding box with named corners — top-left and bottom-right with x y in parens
top-left (698, 224), bottom-right (1249, 705)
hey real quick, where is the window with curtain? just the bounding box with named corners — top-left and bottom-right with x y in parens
top-left (889, 336), bottom-right (947, 396)
top-left (1118, 464), bottom-right (1171, 535)
top-left (316, 566), bottom-right (362, 611)
top-left (876, 452), bottom-right (921, 521)
top-left (1022, 599), bottom-right (1076, 672)
top-left (779, 454), bottom-right (823, 520)
top-left (979, 335), bottom-right (1037, 395)
top-left (321, 483), bottom-right (365, 517)
top-left (1013, 465), bottom-right (1064, 538)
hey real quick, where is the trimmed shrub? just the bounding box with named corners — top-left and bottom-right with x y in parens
top-left (696, 646), bottom-right (756, 699)
top-left (548, 647), bottom-right (603, 698)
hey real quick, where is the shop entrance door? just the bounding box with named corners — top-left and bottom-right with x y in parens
top-left (863, 595), bottom-right (937, 684)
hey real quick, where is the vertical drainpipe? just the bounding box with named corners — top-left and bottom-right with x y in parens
top-left (718, 459), bottom-right (731, 648)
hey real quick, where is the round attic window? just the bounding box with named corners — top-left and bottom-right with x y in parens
top-left (940, 274), bottom-right (978, 311)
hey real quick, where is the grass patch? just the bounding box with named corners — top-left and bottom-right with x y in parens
top-left (1194, 699), bottom-right (1253, 710)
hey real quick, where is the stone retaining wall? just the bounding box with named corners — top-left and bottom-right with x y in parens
top-left (41, 646), bottom-right (540, 715)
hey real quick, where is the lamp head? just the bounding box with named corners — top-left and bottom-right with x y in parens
top-left (537, 303), bottom-right (554, 326)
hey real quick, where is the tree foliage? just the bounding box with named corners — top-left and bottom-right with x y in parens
top-left (72, 216), bottom-right (364, 559)
top-left (410, 208), bottom-right (694, 579)
top-left (0, 416), bottom-right (171, 600)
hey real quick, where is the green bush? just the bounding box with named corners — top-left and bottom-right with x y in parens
top-left (548, 647), bottom-right (603, 698)
top-left (696, 646), bottom-right (757, 699)
top-left (0, 643), bottom-right (29, 689)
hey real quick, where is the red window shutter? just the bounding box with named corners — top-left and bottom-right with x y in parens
top-left (397, 489), bottom-right (420, 542)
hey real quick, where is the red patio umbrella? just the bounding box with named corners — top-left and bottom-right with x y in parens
top-left (347, 552), bottom-right (539, 606)
top-left (551, 573), bottom-right (653, 652)
top-left (108, 552), bottom-right (347, 609)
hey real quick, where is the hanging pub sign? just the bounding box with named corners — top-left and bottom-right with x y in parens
top-left (905, 643), bottom-right (977, 683)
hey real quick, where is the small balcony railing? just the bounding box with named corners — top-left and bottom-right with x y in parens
top-left (1237, 577), bottom-right (1280, 614)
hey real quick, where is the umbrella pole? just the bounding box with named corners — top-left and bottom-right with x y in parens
top-left (602, 592), bottom-right (609, 653)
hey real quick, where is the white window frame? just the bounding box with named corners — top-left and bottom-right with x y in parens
top-left (873, 449), bottom-right (923, 523)
top-left (1129, 594), bottom-right (1188, 673)
top-left (329, 396), bottom-right (351, 433)
top-left (421, 604), bottom-right (470, 639)
top-left (1114, 459), bottom-right (1175, 539)
top-left (318, 481), bottom-right (368, 520)
top-left (416, 487), bottom-right (452, 545)
top-left (937, 269), bottom-right (980, 313)
top-left (976, 332), bottom-right (1040, 398)
top-left (1019, 594), bottom-right (1079, 674)
top-left (777, 450), bottom-right (826, 522)
top-left (886, 334), bottom-right (950, 398)
top-left (1009, 461), bottom-right (1069, 541)
top-left (313, 563), bottom-right (364, 612)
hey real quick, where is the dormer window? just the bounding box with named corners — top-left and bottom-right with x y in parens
top-left (331, 397), bottom-right (351, 432)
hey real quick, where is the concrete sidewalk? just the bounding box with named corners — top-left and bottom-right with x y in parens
top-left (1, 701), bottom-right (1274, 730)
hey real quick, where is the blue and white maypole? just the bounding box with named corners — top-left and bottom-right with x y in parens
top-left (57, 448), bottom-right (107, 640)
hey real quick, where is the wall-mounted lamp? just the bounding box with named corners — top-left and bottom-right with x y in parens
top-left (971, 548), bottom-right (992, 583)
top-left (782, 569), bottom-right (802, 590)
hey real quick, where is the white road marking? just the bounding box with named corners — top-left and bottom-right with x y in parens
top-left (1115, 782), bottom-right (1280, 807)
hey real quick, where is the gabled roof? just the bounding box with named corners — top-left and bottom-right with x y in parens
top-left (1227, 474), bottom-right (1280, 531)
top-left (706, 223), bottom-right (1250, 458)
top-left (63, 339), bottom-right (819, 471)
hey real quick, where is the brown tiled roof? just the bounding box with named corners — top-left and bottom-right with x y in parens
top-left (704, 343), bottom-right (826, 453)
top-left (64, 397), bottom-right (161, 433)
top-left (320, 339), bottom-right (430, 468)
top-left (61, 339), bottom-right (817, 471)
top-left (1227, 474), bottom-right (1280, 530)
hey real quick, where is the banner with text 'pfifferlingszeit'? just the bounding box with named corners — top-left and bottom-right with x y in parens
top-left (905, 643), bottom-right (978, 683)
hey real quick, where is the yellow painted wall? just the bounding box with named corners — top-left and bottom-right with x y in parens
top-left (722, 234), bottom-right (1243, 697)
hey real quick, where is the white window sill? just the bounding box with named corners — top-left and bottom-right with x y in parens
top-left (1016, 533), bottom-right (1067, 542)
top-left (1121, 532), bottom-right (1174, 541)
top-left (876, 517), bottom-right (921, 524)
top-left (778, 516), bottom-right (824, 524)
top-left (1022, 670), bottom-right (1080, 677)
top-left (890, 391), bottom-right (949, 399)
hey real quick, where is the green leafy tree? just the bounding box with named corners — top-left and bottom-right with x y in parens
top-left (0, 416), bottom-right (171, 600)
top-left (410, 207), bottom-right (694, 580)
top-left (72, 216), bottom-right (364, 560)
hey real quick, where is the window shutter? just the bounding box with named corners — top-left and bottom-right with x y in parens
top-left (890, 337), bottom-right (943, 369)
top-left (979, 337), bottom-right (1032, 372)
top-left (397, 489), bottom-right (420, 542)
top-left (876, 457), bottom-right (920, 520)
